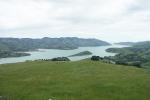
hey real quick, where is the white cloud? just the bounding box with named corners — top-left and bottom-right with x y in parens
top-left (0, 0), bottom-right (150, 42)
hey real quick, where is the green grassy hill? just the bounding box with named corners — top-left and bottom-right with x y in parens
top-left (0, 60), bottom-right (150, 100)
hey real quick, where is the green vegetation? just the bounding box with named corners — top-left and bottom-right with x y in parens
top-left (51, 57), bottom-right (70, 61)
top-left (91, 56), bottom-right (102, 61)
top-left (106, 41), bottom-right (150, 68)
top-left (35, 57), bottom-right (70, 62)
top-left (0, 60), bottom-right (150, 100)
top-left (68, 51), bottom-right (92, 57)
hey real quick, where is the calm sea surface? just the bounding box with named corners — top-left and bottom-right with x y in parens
top-left (0, 45), bottom-right (128, 64)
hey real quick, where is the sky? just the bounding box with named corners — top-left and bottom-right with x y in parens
top-left (0, 0), bottom-right (150, 42)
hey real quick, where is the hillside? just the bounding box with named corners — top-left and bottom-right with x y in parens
top-left (106, 41), bottom-right (150, 68)
top-left (0, 60), bottom-right (150, 100)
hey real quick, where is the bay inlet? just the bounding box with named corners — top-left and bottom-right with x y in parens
top-left (0, 45), bottom-right (128, 64)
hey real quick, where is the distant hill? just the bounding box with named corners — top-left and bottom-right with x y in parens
top-left (106, 41), bottom-right (150, 68)
top-left (0, 37), bottom-right (110, 58)
top-left (134, 41), bottom-right (150, 47)
top-left (115, 41), bottom-right (150, 46)
top-left (0, 37), bottom-right (110, 51)
top-left (115, 42), bottom-right (135, 45)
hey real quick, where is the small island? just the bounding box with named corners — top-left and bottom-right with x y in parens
top-left (68, 51), bottom-right (92, 57)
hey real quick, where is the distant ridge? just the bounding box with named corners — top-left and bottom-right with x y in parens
top-left (0, 37), bottom-right (110, 51)
top-left (115, 42), bottom-right (135, 45)
top-left (115, 41), bottom-right (150, 46)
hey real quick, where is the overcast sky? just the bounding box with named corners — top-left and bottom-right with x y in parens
top-left (0, 0), bottom-right (150, 42)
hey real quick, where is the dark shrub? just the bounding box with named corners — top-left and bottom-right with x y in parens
top-left (127, 61), bottom-right (142, 68)
top-left (51, 57), bottom-right (70, 61)
top-left (91, 56), bottom-right (100, 61)
top-left (116, 61), bottom-right (128, 65)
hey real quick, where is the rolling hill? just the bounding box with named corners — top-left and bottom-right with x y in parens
top-left (0, 60), bottom-right (150, 100)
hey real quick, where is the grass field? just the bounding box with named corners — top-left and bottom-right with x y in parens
top-left (0, 60), bottom-right (150, 100)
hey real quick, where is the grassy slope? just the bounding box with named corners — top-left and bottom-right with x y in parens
top-left (0, 60), bottom-right (150, 100)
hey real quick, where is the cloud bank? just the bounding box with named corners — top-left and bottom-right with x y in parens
top-left (0, 0), bottom-right (150, 42)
